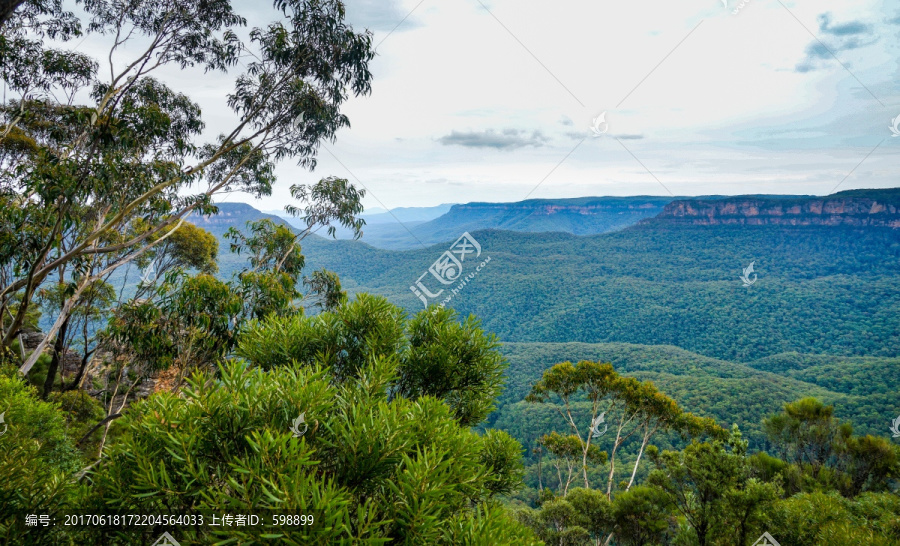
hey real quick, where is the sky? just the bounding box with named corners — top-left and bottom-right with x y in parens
top-left (66, 0), bottom-right (900, 211)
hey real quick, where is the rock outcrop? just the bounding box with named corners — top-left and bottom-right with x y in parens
top-left (645, 188), bottom-right (900, 228)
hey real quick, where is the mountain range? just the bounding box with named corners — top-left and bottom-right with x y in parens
top-left (258, 193), bottom-right (852, 250)
top-left (208, 188), bottom-right (900, 358)
top-left (135, 188), bottom-right (900, 451)
top-left (648, 188), bottom-right (900, 228)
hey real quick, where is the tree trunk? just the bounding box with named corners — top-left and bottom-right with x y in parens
top-left (0, 0), bottom-right (26, 30)
top-left (1, 284), bottom-right (35, 348)
top-left (606, 431), bottom-right (623, 498)
top-left (19, 279), bottom-right (84, 376)
top-left (697, 521), bottom-right (708, 546)
top-left (42, 315), bottom-right (69, 399)
top-left (537, 448), bottom-right (543, 491)
top-left (625, 427), bottom-right (654, 491)
top-left (63, 350), bottom-right (93, 391)
top-left (582, 433), bottom-right (592, 489)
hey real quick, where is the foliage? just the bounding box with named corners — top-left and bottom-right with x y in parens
top-left (647, 433), bottom-right (781, 546)
top-left (227, 219), bottom-right (307, 320)
top-left (304, 268), bottom-right (347, 311)
top-left (141, 221), bottom-right (219, 283)
top-left (237, 296), bottom-right (508, 426)
top-left (48, 389), bottom-right (105, 440)
top-left (76, 358), bottom-right (535, 544)
top-left (487, 341), bottom-right (897, 474)
top-left (610, 485), bottom-right (673, 546)
top-left (299, 224), bottom-right (900, 362)
top-left (515, 378), bottom-right (897, 545)
top-left (0, 372), bottom-right (81, 545)
top-left (763, 397), bottom-right (900, 496)
top-left (766, 491), bottom-right (900, 545)
top-left (479, 429), bottom-right (527, 497)
top-left (286, 175), bottom-right (366, 240)
top-left (0, 0), bottom-right (374, 377)
top-left (104, 272), bottom-right (242, 381)
top-left (237, 293), bottom-right (405, 378)
top-left (398, 306), bottom-right (507, 426)
top-left (526, 359), bottom-right (719, 497)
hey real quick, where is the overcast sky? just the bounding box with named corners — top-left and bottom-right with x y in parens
top-left (78, 0), bottom-right (900, 211)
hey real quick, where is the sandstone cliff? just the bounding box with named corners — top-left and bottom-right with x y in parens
top-left (646, 188), bottom-right (900, 228)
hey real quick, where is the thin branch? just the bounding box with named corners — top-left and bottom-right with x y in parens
top-left (76, 412), bottom-right (122, 447)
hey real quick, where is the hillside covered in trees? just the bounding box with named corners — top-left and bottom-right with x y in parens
top-left (295, 213), bottom-right (900, 361)
top-left (0, 0), bottom-right (898, 545)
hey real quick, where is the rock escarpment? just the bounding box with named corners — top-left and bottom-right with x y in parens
top-left (647, 189), bottom-right (900, 228)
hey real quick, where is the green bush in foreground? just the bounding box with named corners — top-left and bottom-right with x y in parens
top-left (0, 371), bottom-right (83, 545)
top-left (73, 358), bottom-right (537, 544)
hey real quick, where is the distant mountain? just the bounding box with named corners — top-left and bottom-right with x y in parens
top-left (337, 195), bottom-right (819, 249)
top-left (265, 194), bottom-right (855, 250)
top-left (264, 204), bottom-right (455, 240)
top-left (362, 204), bottom-right (455, 224)
top-left (351, 196), bottom-right (681, 249)
top-left (194, 202), bottom-right (289, 236)
top-left (193, 191), bottom-right (900, 364)
top-left (646, 188), bottom-right (900, 228)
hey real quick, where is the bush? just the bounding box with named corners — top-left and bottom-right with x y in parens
top-left (766, 491), bottom-right (900, 545)
top-left (0, 374), bottom-right (81, 545)
top-left (77, 358), bottom-right (532, 543)
top-left (237, 295), bottom-right (507, 426)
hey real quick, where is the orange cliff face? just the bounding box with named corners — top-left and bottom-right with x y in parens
top-left (646, 191), bottom-right (900, 228)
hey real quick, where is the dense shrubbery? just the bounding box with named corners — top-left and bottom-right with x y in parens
top-left (3, 310), bottom-right (899, 544)
top-left (0, 369), bottom-right (85, 544)
top-left (1, 296), bottom-right (539, 544)
top-left (76, 358), bottom-right (533, 544)
top-left (237, 296), bottom-right (506, 426)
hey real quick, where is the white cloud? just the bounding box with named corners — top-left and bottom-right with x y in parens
top-left (113, 0), bottom-right (899, 210)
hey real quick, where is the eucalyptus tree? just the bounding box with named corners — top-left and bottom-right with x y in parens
top-left (0, 0), bottom-right (374, 375)
top-left (37, 276), bottom-right (115, 397)
top-left (525, 360), bottom-right (717, 497)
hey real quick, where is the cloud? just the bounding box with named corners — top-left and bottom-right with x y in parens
top-left (342, 0), bottom-right (422, 33)
top-left (795, 13), bottom-right (875, 72)
top-left (558, 115), bottom-right (574, 126)
top-left (819, 13), bottom-right (869, 36)
top-left (437, 128), bottom-right (549, 150)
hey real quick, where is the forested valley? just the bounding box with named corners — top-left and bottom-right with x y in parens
top-left (0, 1), bottom-right (898, 545)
